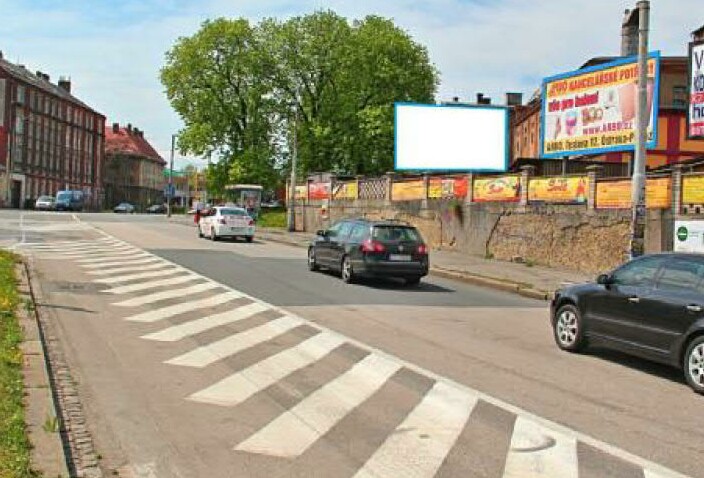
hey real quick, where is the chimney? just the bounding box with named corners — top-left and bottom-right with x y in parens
top-left (127, 123), bottom-right (132, 134)
top-left (42, 73), bottom-right (50, 82)
top-left (476, 93), bottom-right (491, 105)
top-left (621, 8), bottom-right (638, 56)
top-left (505, 92), bottom-right (523, 107)
top-left (35, 70), bottom-right (43, 79)
top-left (112, 122), bottom-right (119, 133)
top-left (58, 76), bottom-right (71, 93)
top-left (0, 51), bottom-right (3, 60)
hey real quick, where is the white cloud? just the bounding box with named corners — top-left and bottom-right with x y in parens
top-left (0, 0), bottom-right (700, 170)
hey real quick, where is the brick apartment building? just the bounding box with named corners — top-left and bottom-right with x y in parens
top-left (0, 52), bottom-right (106, 209)
top-left (104, 123), bottom-right (165, 210)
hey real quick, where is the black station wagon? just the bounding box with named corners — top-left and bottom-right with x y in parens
top-left (308, 219), bottom-right (429, 285)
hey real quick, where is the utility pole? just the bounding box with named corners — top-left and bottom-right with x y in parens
top-left (167, 134), bottom-right (175, 218)
top-left (629, 0), bottom-right (649, 259)
top-left (287, 92), bottom-right (299, 232)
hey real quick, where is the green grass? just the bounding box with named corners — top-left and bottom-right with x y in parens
top-left (257, 209), bottom-right (287, 228)
top-left (0, 251), bottom-right (36, 478)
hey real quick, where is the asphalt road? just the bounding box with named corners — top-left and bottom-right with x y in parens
top-left (4, 210), bottom-right (702, 478)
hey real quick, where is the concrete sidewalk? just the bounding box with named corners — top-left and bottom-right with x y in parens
top-left (167, 215), bottom-right (590, 300)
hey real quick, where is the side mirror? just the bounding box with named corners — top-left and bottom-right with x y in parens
top-left (316, 229), bottom-right (326, 237)
top-left (597, 273), bottom-right (614, 285)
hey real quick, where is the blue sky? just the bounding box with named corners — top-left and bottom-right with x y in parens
top-left (0, 0), bottom-right (700, 168)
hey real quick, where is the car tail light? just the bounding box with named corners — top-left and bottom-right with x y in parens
top-left (417, 244), bottom-right (428, 254)
top-left (361, 239), bottom-right (385, 253)
top-left (248, 219), bottom-right (254, 226)
top-left (219, 218), bottom-right (227, 225)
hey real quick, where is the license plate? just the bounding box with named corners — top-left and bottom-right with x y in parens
top-left (389, 254), bottom-right (412, 261)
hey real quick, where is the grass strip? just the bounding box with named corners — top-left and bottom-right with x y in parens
top-left (0, 251), bottom-right (36, 478)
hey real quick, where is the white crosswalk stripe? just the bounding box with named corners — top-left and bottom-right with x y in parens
top-left (56, 246), bottom-right (137, 257)
top-left (165, 315), bottom-right (303, 368)
top-left (124, 291), bottom-right (244, 323)
top-left (69, 249), bottom-right (142, 260)
top-left (94, 267), bottom-right (184, 284)
top-left (141, 302), bottom-right (269, 342)
top-left (87, 263), bottom-right (175, 276)
top-left (502, 416), bottom-right (579, 478)
top-left (354, 381), bottom-right (477, 478)
top-left (104, 275), bottom-right (201, 295)
top-left (79, 253), bottom-right (152, 264)
top-left (235, 353), bottom-right (402, 458)
top-left (188, 331), bottom-right (345, 406)
top-left (81, 257), bottom-right (161, 269)
top-left (114, 282), bottom-right (219, 307)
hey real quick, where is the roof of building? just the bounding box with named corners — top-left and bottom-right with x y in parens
top-left (579, 55), bottom-right (687, 70)
top-left (693, 24), bottom-right (704, 38)
top-left (105, 124), bottom-right (165, 165)
top-left (0, 56), bottom-right (104, 116)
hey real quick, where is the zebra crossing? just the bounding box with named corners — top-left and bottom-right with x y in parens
top-left (18, 234), bottom-right (687, 478)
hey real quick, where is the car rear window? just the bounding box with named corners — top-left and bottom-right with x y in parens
top-left (38, 196), bottom-right (53, 201)
top-left (372, 226), bottom-right (421, 242)
top-left (220, 208), bottom-right (248, 216)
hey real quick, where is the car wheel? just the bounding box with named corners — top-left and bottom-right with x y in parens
top-left (341, 256), bottom-right (355, 284)
top-left (210, 228), bottom-right (218, 241)
top-left (405, 276), bottom-right (421, 286)
top-left (684, 336), bottom-right (704, 394)
top-left (553, 304), bottom-right (585, 352)
top-left (245, 236), bottom-right (254, 243)
top-left (308, 247), bottom-right (319, 271)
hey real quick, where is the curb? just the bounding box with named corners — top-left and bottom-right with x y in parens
top-left (23, 256), bottom-right (104, 478)
top-left (255, 231), bottom-right (552, 301)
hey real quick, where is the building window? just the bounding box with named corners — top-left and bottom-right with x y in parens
top-left (16, 84), bottom-right (25, 105)
top-left (0, 79), bottom-right (5, 127)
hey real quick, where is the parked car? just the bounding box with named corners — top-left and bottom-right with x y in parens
top-left (35, 195), bottom-right (56, 211)
top-left (113, 202), bottom-right (136, 214)
top-left (146, 204), bottom-right (166, 214)
top-left (198, 206), bottom-right (255, 242)
top-left (55, 190), bottom-right (84, 211)
top-left (308, 219), bottom-right (429, 285)
top-left (551, 253), bottom-right (704, 394)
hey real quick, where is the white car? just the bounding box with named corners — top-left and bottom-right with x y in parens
top-left (35, 195), bottom-right (56, 211)
top-left (198, 206), bottom-right (255, 242)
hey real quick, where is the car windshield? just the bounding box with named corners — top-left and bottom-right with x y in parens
top-left (372, 226), bottom-right (421, 242)
top-left (220, 208), bottom-right (248, 216)
top-left (56, 192), bottom-right (72, 201)
top-left (38, 196), bottom-right (54, 202)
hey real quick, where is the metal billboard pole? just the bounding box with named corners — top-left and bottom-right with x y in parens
top-left (287, 90), bottom-right (299, 233)
top-left (167, 134), bottom-right (175, 218)
top-left (629, 0), bottom-right (650, 259)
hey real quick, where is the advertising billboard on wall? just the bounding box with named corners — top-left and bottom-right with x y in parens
top-left (688, 41), bottom-right (704, 139)
top-left (392, 180), bottom-right (425, 201)
top-left (682, 175), bottom-right (704, 204)
top-left (595, 177), bottom-right (670, 209)
top-left (395, 103), bottom-right (509, 172)
top-left (472, 176), bottom-right (520, 202)
top-left (428, 177), bottom-right (469, 199)
top-left (541, 53), bottom-right (660, 158)
top-left (528, 177), bottom-right (588, 203)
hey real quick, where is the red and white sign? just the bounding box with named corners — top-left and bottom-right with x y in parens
top-left (689, 41), bottom-right (704, 139)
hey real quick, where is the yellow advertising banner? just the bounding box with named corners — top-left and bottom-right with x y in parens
top-left (333, 181), bottom-right (358, 200)
top-left (287, 185), bottom-right (307, 200)
top-left (542, 55), bottom-right (659, 158)
top-left (428, 177), bottom-right (469, 199)
top-left (528, 176), bottom-right (588, 203)
top-left (596, 177), bottom-right (671, 209)
top-left (473, 176), bottom-right (520, 202)
top-left (392, 180), bottom-right (425, 201)
top-left (682, 175), bottom-right (704, 204)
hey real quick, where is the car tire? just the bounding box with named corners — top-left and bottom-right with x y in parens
top-left (405, 276), bottom-right (421, 286)
top-left (553, 304), bottom-right (585, 352)
top-left (341, 255), bottom-right (355, 284)
top-left (210, 228), bottom-right (218, 241)
top-left (308, 247), bottom-right (319, 271)
top-left (684, 336), bottom-right (704, 394)
top-left (245, 236), bottom-right (254, 243)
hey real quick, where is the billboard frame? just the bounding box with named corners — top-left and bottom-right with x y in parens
top-left (539, 51), bottom-right (661, 159)
top-left (687, 40), bottom-right (704, 140)
top-left (394, 102), bottom-right (510, 173)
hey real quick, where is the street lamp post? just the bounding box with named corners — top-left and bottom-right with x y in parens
top-left (287, 96), bottom-right (299, 233)
top-left (167, 134), bottom-right (175, 218)
top-left (629, 0), bottom-right (650, 259)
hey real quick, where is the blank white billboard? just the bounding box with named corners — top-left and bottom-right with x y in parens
top-left (394, 103), bottom-right (509, 171)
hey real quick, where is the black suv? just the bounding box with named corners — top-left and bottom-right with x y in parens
top-left (308, 219), bottom-right (429, 285)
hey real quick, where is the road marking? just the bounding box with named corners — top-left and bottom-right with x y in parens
top-left (79, 253), bottom-right (152, 264)
top-left (67, 249), bottom-right (141, 260)
top-left (114, 282), bottom-right (219, 307)
top-left (21, 240), bottom-right (121, 251)
top-left (94, 267), bottom-right (184, 285)
top-left (165, 315), bottom-right (303, 368)
top-left (354, 381), bottom-right (477, 478)
top-left (81, 257), bottom-right (161, 269)
top-left (141, 303), bottom-right (268, 342)
top-left (235, 353), bottom-right (402, 457)
top-left (124, 291), bottom-right (244, 323)
top-left (502, 416), bottom-right (578, 478)
top-left (104, 275), bottom-right (201, 294)
top-left (56, 246), bottom-right (137, 257)
top-left (188, 331), bottom-right (346, 406)
top-left (18, 238), bottom-right (117, 247)
top-left (87, 263), bottom-right (175, 276)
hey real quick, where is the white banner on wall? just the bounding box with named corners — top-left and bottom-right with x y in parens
top-left (674, 220), bottom-right (704, 253)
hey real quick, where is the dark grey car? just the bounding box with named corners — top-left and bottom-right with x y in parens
top-left (551, 253), bottom-right (704, 394)
top-left (308, 219), bottom-right (429, 285)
